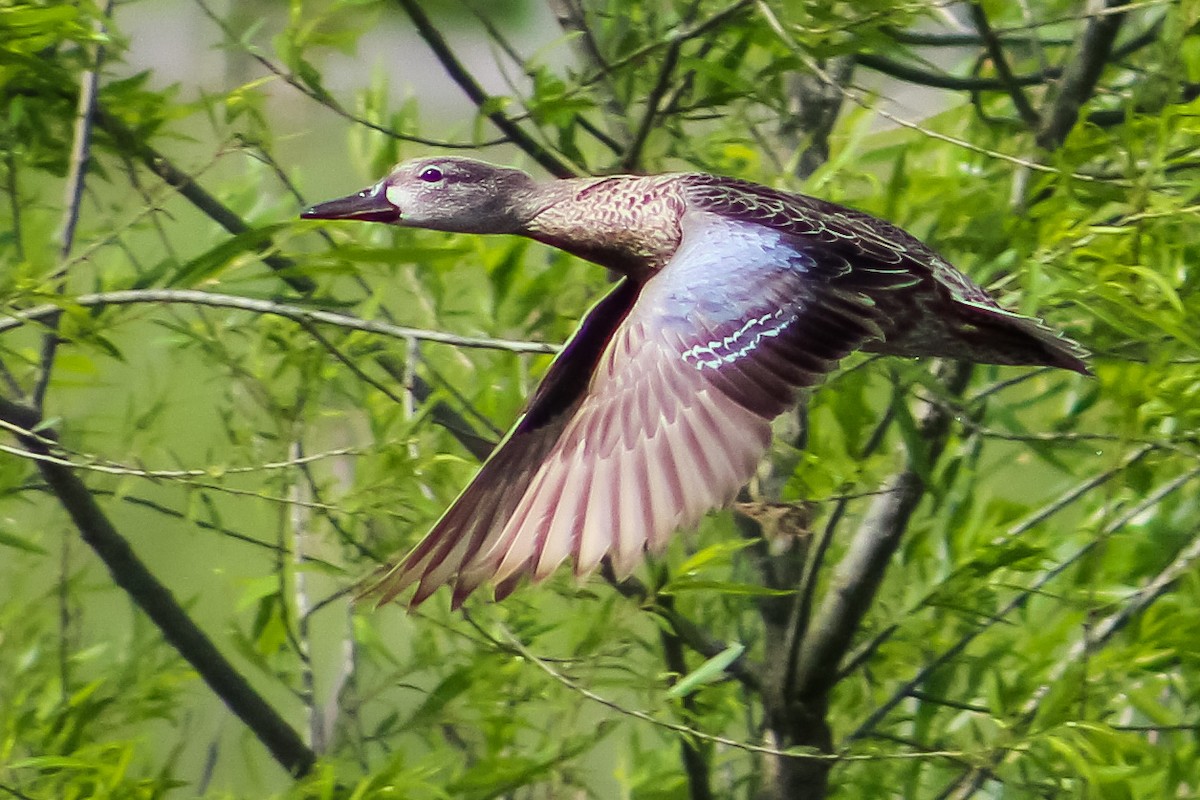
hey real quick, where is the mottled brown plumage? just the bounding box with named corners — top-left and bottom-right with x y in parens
top-left (302, 157), bottom-right (1088, 608)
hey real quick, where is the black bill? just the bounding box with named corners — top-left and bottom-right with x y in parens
top-left (301, 184), bottom-right (401, 223)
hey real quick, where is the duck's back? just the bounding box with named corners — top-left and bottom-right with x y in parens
top-left (677, 174), bottom-right (1088, 373)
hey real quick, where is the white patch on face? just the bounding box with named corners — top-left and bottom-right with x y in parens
top-left (681, 309), bottom-right (796, 370)
top-left (383, 184), bottom-right (406, 209)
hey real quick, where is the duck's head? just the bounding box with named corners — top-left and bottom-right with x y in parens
top-left (302, 157), bottom-right (539, 234)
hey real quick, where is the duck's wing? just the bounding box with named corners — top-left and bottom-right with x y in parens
top-left (364, 209), bottom-right (890, 608)
top-left (684, 175), bottom-right (1090, 373)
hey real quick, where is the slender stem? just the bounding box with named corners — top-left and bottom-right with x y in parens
top-left (658, 596), bottom-right (714, 800)
top-left (968, 2), bottom-right (1040, 127)
top-left (35, 0), bottom-right (113, 411)
top-left (0, 289), bottom-right (559, 354)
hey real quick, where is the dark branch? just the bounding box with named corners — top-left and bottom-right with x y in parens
top-left (92, 106), bottom-right (316, 296)
top-left (968, 2), bottom-right (1040, 127)
top-left (791, 362), bottom-right (973, 701)
top-left (393, 0), bottom-right (577, 179)
top-left (882, 27), bottom-right (1074, 48)
top-left (1036, 0), bottom-right (1126, 149)
top-left (620, 1), bottom-right (696, 171)
top-left (658, 595), bottom-right (714, 800)
top-left (0, 396), bottom-right (316, 778)
top-left (601, 565), bottom-right (763, 692)
top-left (857, 53), bottom-right (1055, 92)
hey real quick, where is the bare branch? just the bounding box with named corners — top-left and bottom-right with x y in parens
top-left (1037, 0), bottom-right (1127, 149)
top-left (35, 0), bottom-right (113, 411)
top-left (0, 395), bottom-right (317, 777)
top-left (968, 2), bottom-right (1040, 127)
top-left (791, 362), bottom-right (973, 701)
top-left (857, 54), bottom-right (1055, 92)
top-left (392, 0), bottom-right (577, 178)
top-left (0, 288), bottom-right (560, 354)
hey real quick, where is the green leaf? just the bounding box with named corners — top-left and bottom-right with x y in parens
top-left (166, 223), bottom-right (290, 288)
top-left (666, 642), bottom-right (745, 698)
top-left (0, 527), bottom-right (46, 555)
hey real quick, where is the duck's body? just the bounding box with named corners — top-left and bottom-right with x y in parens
top-left (303, 157), bottom-right (1087, 607)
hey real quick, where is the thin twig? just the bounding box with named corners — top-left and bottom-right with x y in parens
top-left (35, 0), bottom-right (113, 410)
top-left (191, 0), bottom-right (506, 151)
top-left (0, 289), bottom-right (560, 354)
top-left (857, 54), bottom-right (1055, 93)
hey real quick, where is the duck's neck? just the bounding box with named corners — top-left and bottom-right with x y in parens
top-left (516, 174), bottom-right (686, 279)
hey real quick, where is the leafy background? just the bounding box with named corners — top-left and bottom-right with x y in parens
top-left (1, 1), bottom-right (1198, 798)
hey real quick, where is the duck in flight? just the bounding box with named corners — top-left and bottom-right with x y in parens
top-left (302, 157), bottom-right (1088, 608)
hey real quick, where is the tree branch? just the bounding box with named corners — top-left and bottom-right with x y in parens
top-left (619, 1), bottom-right (699, 171)
top-left (882, 27), bottom-right (1075, 48)
top-left (92, 106), bottom-right (316, 295)
top-left (658, 596), bottom-right (714, 800)
top-left (936, 485), bottom-right (1200, 800)
top-left (1036, 0), bottom-right (1127, 149)
top-left (545, 0), bottom-right (632, 150)
top-left (192, 0), bottom-right (508, 151)
top-left (0, 395), bottom-right (316, 778)
top-left (857, 53), bottom-right (1055, 92)
top-left (90, 108), bottom-right (497, 459)
top-left (601, 566), bottom-right (763, 692)
top-left (968, 2), bottom-right (1040, 127)
top-left (791, 362), bottom-right (973, 701)
top-left (0, 288), bottom-right (559, 355)
top-left (392, 0), bottom-right (577, 179)
top-left (35, 0), bottom-right (112, 411)
top-left (850, 466), bottom-right (1200, 750)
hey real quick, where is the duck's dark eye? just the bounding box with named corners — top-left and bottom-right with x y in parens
top-left (419, 166), bottom-right (444, 183)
